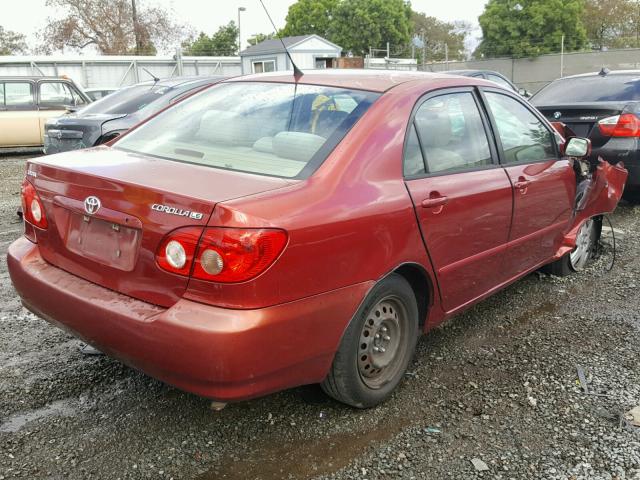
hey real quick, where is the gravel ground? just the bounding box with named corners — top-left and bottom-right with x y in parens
top-left (0, 152), bottom-right (639, 480)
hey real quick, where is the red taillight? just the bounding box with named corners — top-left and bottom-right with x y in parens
top-left (21, 179), bottom-right (48, 230)
top-left (156, 227), bottom-right (202, 276)
top-left (193, 228), bottom-right (288, 283)
top-left (156, 227), bottom-right (287, 283)
top-left (598, 113), bottom-right (640, 137)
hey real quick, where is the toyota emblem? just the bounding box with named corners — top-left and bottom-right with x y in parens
top-left (84, 196), bottom-right (101, 215)
top-left (553, 111), bottom-right (562, 119)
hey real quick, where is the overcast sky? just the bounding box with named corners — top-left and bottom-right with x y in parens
top-left (2, 0), bottom-right (488, 52)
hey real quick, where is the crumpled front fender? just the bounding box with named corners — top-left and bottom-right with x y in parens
top-left (556, 159), bottom-right (628, 258)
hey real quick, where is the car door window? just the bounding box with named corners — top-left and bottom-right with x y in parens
top-left (4, 82), bottom-right (34, 109)
top-left (39, 82), bottom-right (76, 107)
top-left (412, 92), bottom-right (492, 174)
top-left (403, 123), bottom-right (425, 176)
top-left (485, 91), bottom-right (556, 164)
top-left (0, 83), bottom-right (4, 108)
top-left (487, 74), bottom-right (516, 92)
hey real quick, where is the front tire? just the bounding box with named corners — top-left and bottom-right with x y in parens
top-left (321, 273), bottom-right (419, 408)
top-left (544, 217), bottom-right (600, 276)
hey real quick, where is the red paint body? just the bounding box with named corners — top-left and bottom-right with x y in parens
top-left (7, 71), bottom-right (628, 401)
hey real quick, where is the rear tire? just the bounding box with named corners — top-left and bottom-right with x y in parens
top-left (544, 217), bottom-right (600, 277)
top-left (321, 273), bottom-right (419, 408)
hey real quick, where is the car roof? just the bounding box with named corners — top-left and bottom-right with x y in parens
top-left (0, 76), bottom-right (77, 82)
top-left (134, 75), bottom-right (227, 88)
top-left (226, 69), bottom-right (489, 93)
top-left (559, 70), bottom-right (640, 80)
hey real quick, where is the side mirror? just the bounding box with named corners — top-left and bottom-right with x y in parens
top-left (518, 88), bottom-right (531, 98)
top-left (564, 137), bottom-right (591, 158)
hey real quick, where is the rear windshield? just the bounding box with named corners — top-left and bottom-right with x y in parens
top-left (532, 74), bottom-right (640, 104)
top-left (80, 84), bottom-right (173, 115)
top-left (114, 82), bottom-right (380, 179)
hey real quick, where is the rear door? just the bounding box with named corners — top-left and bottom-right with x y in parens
top-left (404, 88), bottom-right (513, 313)
top-left (0, 80), bottom-right (40, 147)
top-left (481, 89), bottom-right (576, 274)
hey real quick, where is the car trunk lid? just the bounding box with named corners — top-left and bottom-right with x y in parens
top-left (27, 147), bottom-right (294, 307)
top-left (535, 102), bottom-right (629, 146)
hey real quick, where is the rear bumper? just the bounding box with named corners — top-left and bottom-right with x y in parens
top-left (7, 237), bottom-right (372, 401)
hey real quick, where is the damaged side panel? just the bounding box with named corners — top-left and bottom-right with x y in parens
top-left (555, 158), bottom-right (628, 259)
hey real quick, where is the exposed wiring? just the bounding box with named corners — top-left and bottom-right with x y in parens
top-left (603, 215), bottom-right (617, 272)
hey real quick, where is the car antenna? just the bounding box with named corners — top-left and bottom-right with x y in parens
top-left (142, 67), bottom-right (160, 84)
top-left (258, 0), bottom-right (303, 80)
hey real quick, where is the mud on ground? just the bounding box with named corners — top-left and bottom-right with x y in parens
top-left (0, 153), bottom-right (639, 480)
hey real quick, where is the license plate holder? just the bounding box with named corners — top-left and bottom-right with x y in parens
top-left (65, 213), bottom-right (140, 271)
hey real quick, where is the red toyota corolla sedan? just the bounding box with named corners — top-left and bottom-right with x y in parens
top-left (8, 70), bottom-right (627, 408)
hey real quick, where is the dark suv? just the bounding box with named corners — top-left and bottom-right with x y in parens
top-left (532, 70), bottom-right (640, 203)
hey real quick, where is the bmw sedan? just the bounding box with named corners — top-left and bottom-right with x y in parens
top-left (8, 70), bottom-right (627, 408)
top-left (43, 75), bottom-right (226, 155)
top-left (532, 69), bottom-right (640, 203)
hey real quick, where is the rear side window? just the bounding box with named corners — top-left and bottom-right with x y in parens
top-left (80, 84), bottom-right (173, 115)
top-left (3, 82), bottom-right (34, 108)
top-left (115, 82), bottom-right (380, 179)
top-left (485, 92), bottom-right (556, 164)
top-left (409, 92), bottom-right (492, 175)
top-left (532, 74), bottom-right (640, 104)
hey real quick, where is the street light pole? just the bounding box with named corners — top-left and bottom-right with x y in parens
top-left (237, 7), bottom-right (246, 55)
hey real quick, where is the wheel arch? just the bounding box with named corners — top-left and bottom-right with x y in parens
top-left (390, 262), bottom-right (433, 329)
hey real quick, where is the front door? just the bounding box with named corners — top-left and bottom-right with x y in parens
top-left (404, 88), bottom-right (513, 313)
top-left (0, 81), bottom-right (40, 147)
top-left (482, 89), bottom-right (576, 274)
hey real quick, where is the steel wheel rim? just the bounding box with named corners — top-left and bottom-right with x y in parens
top-left (570, 219), bottom-right (595, 271)
top-left (357, 296), bottom-right (408, 389)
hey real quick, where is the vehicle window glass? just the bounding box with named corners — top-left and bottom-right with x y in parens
top-left (413, 92), bottom-right (492, 174)
top-left (70, 86), bottom-right (88, 106)
top-left (5, 82), bottom-right (34, 107)
top-left (79, 84), bottom-right (172, 115)
top-left (532, 74), bottom-right (640, 103)
top-left (485, 92), bottom-right (556, 164)
top-left (40, 82), bottom-right (75, 106)
top-left (115, 82), bottom-right (380, 179)
top-left (403, 123), bottom-right (425, 176)
top-left (0, 83), bottom-right (4, 107)
top-left (487, 74), bottom-right (515, 91)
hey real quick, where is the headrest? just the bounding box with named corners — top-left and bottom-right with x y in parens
top-left (272, 131), bottom-right (326, 162)
top-left (419, 111), bottom-right (452, 149)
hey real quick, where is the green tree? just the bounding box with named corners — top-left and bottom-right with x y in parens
top-left (247, 33), bottom-right (276, 47)
top-left (329, 0), bottom-right (412, 55)
top-left (0, 26), bottom-right (28, 55)
top-left (476, 0), bottom-right (588, 58)
top-left (280, 0), bottom-right (339, 38)
top-left (583, 0), bottom-right (636, 49)
top-left (40, 0), bottom-right (182, 54)
top-left (183, 21), bottom-right (239, 56)
top-left (410, 12), bottom-right (468, 61)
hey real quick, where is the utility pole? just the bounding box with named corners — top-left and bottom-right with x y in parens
top-left (444, 43), bottom-right (449, 70)
top-left (560, 34), bottom-right (565, 78)
top-left (237, 7), bottom-right (246, 55)
top-left (421, 29), bottom-right (426, 70)
top-left (131, 0), bottom-right (141, 55)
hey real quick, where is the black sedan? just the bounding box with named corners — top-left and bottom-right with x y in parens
top-left (44, 75), bottom-right (226, 155)
top-left (447, 69), bottom-right (529, 97)
top-left (532, 69), bottom-right (640, 203)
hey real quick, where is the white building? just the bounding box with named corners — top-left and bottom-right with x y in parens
top-left (240, 35), bottom-right (342, 74)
